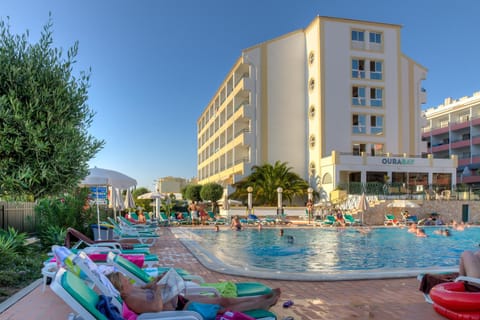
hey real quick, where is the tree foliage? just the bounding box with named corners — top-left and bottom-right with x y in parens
top-left (200, 182), bottom-right (224, 214)
top-left (0, 16), bottom-right (104, 199)
top-left (184, 184), bottom-right (202, 202)
top-left (133, 187), bottom-right (152, 211)
top-left (230, 161), bottom-right (309, 206)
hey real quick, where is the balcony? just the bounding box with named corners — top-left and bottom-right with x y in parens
top-left (431, 144), bottom-right (449, 153)
top-left (472, 135), bottom-right (480, 145)
top-left (450, 140), bottom-right (470, 149)
top-left (429, 126), bottom-right (450, 136)
top-left (450, 121), bottom-right (470, 131)
top-left (458, 158), bottom-right (471, 167)
top-left (472, 117), bottom-right (480, 127)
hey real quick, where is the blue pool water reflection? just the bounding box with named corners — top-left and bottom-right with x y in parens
top-left (186, 227), bottom-right (480, 275)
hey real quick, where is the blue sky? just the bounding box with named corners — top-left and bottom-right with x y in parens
top-left (1, 0), bottom-right (479, 189)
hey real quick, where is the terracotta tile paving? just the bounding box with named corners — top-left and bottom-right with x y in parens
top-left (0, 227), bottom-right (444, 320)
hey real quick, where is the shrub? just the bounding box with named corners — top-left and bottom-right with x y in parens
top-left (0, 227), bottom-right (45, 289)
top-left (39, 225), bottom-right (67, 248)
top-left (35, 188), bottom-right (93, 242)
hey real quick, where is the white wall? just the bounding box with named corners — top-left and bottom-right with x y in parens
top-left (265, 32), bottom-right (307, 175)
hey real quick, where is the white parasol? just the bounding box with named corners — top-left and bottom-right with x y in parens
top-left (356, 192), bottom-right (369, 224)
top-left (138, 192), bottom-right (166, 218)
top-left (80, 167), bottom-right (137, 240)
top-left (124, 188), bottom-right (136, 210)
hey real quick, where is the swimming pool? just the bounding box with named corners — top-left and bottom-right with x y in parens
top-left (173, 226), bottom-right (480, 281)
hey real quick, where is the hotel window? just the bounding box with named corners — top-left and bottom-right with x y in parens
top-left (370, 60), bottom-right (383, 80)
top-left (370, 87), bottom-right (383, 107)
top-left (371, 143), bottom-right (385, 156)
top-left (352, 143), bottom-right (366, 155)
top-left (369, 31), bottom-right (382, 51)
top-left (352, 86), bottom-right (366, 106)
top-left (352, 30), bottom-right (365, 41)
top-left (309, 134), bottom-right (316, 148)
top-left (309, 162), bottom-right (316, 177)
top-left (351, 29), bottom-right (365, 50)
top-left (352, 114), bottom-right (366, 134)
top-left (309, 105), bottom-right (316, 119)
top-left (370, 115), bottom-right (384, 135)
top-left (308, 51), bottom-right (315, 65)
top-left (352, 58), bottom-right (365, 79)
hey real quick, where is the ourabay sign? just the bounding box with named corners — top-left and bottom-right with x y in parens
top-left (381, 158), bottom-right (415, 165)
top-left (317, 151), bottom-right (458, 194)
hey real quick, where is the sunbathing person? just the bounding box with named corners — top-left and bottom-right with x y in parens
top-left (459, 250), bottom-right (480, 278)
top-left (419, 250), bottom-right (480, 295)
top-left (107, 271), bottom-right (280, 315)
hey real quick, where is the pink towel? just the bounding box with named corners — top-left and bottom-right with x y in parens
top-left (122, 301), bottom-right (137, 320)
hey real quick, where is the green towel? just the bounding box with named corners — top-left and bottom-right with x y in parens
top-left (200, 281), bottom-right (237, 297)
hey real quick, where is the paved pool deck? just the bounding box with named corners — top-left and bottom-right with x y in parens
top-left (0, 226), bottom-right (443, 320)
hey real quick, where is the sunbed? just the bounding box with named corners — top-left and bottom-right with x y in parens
top-left (314, 215), bottom-right (336, 226)
top-left (74, 252), bottom-right (277, 320)
top-left (50, 268), bottom-right (203, 320)
top-left (64, 227), bottom-right (149, 251)
top-left (206, 211), bottom-right (226, 225)
top-left (344, 214), bottom-right (361, 226)
top-left (106, 252), bottom-right (273, 298)
top-left (384, 214), bottom-right (399, 226)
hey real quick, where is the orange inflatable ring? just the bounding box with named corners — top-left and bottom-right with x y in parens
top-left (430, 281), bottom-right (480, 320)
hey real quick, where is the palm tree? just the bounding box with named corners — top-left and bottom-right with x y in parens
top-left (231, 161), bottom-right (309, 206)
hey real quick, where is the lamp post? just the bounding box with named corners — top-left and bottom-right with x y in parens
top-left (277, 187), bottom-right (283, 217)
top-left (247, 186), bottom-right (253, 216)
top-left (307, 187), bottom-right (314, 224)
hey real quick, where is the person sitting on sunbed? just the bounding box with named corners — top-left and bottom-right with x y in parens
top-left (335, 210), bottom-right (345, 226)
top-left (107, 271), bottom-right (280, 315)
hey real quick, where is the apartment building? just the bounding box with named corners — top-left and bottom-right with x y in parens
top-left (197, 16), bottom-right (457, 195)
top-left (422, 92), bottom-right (480, 185)
top-left (155, 176), bottom-right (187, 195)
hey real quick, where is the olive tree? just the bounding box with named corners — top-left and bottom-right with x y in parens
top-left (0, 16), bottom-right (104, 199)
top-left (184, 184), bottom-right (202, 203)
top-left (200, 182), bottom-right (223, 214)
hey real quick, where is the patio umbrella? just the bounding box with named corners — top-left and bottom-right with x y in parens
top-left (138, 192), bottom-right (166, 218)
top-left (356, 192), bottom-right (369, 224)
top-left (109, 187), bottom-right (125, 211)
top-left (80, 167), bottom-right (137, 240)
top-left (124, 188), bottom-right (136, 210)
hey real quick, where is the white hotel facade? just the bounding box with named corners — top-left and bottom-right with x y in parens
top-left (197, 16), bottom-right (457, 196)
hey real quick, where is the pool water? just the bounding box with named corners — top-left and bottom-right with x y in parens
top-left (182, 226), bottom-right (480, 280)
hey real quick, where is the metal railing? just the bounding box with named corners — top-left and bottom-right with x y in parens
top-left (336, 182), bottom-right (480, 201)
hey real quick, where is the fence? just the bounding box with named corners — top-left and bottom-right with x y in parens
top-left (0, 201), bottom-right (36, 234)
top-left (337, 182), bottom-right (480, 201)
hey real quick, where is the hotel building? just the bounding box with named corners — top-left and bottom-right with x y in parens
top-left (422, 92), bottom-right (480, 186)
top-left (197, 16), bottom-right (457, 196)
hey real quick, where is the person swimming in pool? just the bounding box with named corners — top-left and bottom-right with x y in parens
top-left (230, 216), bottom-right (242, 231)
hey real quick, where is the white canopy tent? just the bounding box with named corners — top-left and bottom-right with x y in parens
top-left (80, 167), bottom-right (137, 240)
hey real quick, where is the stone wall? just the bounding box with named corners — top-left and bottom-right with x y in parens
top-left (363, 200), bottom-right (480, 225)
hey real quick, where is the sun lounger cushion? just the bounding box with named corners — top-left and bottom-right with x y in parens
top-left (61, 269), bottom-right (108, 320)
top-left (200, 281), bottom-right (237, 297)
top-left (235, 282), bottom-right (272, 297)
